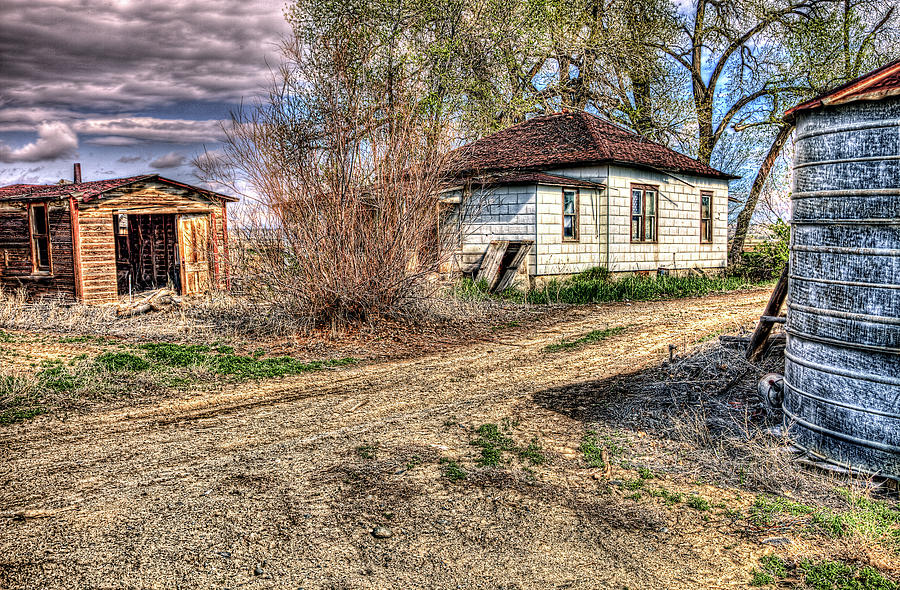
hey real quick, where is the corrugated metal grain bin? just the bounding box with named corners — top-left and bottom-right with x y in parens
top-left (783, 60), bottom-right (900, 479)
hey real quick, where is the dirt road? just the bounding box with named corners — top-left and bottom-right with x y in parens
top-left (1, 290), bottom-right (773, 589)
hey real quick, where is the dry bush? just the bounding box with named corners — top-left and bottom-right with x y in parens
top-left (197, 17), bottom-right (465, 330)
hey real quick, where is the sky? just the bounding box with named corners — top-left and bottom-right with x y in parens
top-left (0, 0), bottom-right (290, 189)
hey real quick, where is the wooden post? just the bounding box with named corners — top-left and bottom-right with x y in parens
top-left (746, 263), bottom-right (790, 361)
top-left (68, 196), bottom-right (83, 301)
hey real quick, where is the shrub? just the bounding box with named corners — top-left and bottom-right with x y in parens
top-left (732, 220), bottom-right (789, 280)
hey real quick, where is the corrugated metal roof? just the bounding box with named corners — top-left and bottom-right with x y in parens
top-left (0, 174), bottom-right (238, 203)
top-left (785, 58), bottom-right (900, 120)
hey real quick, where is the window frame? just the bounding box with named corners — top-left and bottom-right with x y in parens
top-left (27, 202), bottom-right (52, 275)
top-left (630, 184), bottom-right (658, 244)
top-left (561, 187), bottom-right (580, 242)
top-left (700, 191), bottom-right (713, 244)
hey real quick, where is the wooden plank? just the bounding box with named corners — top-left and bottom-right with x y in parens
top-left (221, 203), bottom-right (230, 290)
top-left (476, 240), bottom-right (508, 288)
top-left (69, 197), bottom-right (83, 300)
top-left (494, 241), bottom-right (533, 292)
top-left (746, 263), bottom-right (790, 361)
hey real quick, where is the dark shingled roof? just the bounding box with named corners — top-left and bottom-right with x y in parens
top-left (450, 110), bottom-right (736, 180)
top-left (467, 171), bottom-right (606, 189)
top-left (786, 58), bottom-right (900, 120)
top-left (0, 174), bottom-right (238, 203)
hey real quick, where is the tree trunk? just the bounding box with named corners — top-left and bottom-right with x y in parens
top-left (729, 123), bottom-right (794, 263)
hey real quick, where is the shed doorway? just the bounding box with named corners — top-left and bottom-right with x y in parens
top-left (115, 213), bottom-right (180, 297)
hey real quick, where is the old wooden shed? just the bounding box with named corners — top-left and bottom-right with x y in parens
top-left (0, 170), bottom-right (236, 303)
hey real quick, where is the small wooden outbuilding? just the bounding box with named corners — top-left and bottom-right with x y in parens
top-left (0, 169), bottom-right (237, 303)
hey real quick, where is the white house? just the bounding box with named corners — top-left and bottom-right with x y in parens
top-left (445, 110), bottom-right (736, 284)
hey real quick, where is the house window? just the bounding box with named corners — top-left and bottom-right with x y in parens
top-left (700, 192), bottom-right (713, 243)
top-left (631, 185), bottom-right (657, 242)
top-left (562, 189), bottom-right (578, 240)
top-left (29, 203), bottom-right (51, 273)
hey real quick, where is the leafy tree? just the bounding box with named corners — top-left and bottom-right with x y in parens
top-left (729, 0), bottom-right (898, 262)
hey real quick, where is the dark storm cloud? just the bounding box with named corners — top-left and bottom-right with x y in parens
top-left (0, 0), bottom-right (290, 111)
top-left (0, 0), bottom-right (287, 185)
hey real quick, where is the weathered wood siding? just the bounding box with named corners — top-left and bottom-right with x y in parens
top-left (534, 185), bottom-right (605, 275)
top-left (449, 165), bottom-right (729, 279)
top-left (603, 166), bottom-right (729, 273)
top-left (78, 181), bottom-right (230, 304)
top-left (542, 165), bottom-right (729, 274)
top-left (0, 200), bottom-right (76, 298)
top-left (455, 185), bottom-right (538, 275)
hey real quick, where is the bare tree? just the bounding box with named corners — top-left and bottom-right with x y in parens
top-left (197, 24), bottom-right (459, 328)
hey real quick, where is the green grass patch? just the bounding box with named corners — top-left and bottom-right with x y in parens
top-left (579, 430), bottom-right (626, 468)
top-left (355, 443), bottom-right (379, 460)
top-left (801, 559), bottom-right (897, 590)
top-left (452, 267), bottom-right (769, 306)
top-left (686, 495), bottom-right (711, 511)
top-left (637, 467), bottom-right (655, 480)
top-left (750, 492), bottom-right (900, 553)
top-left (623, 478), bottom-right (645, 491)
top-left (139, 342), bottom-right (355, 379)
top-left (527, 268), bottom-right (765, 305)
top-left (440, 458), bottom-right (467, 481)
top-left (0, 375), bottom-right (46, 424)
top-left (649, 488), bottom-right (684, 506)
top-left (748, 495), bottom-right (817, 526)
top-left (95, 352), bottom-right (150, 372)
top-left (543, 326), bottom-right (625, 352)
top-left (750, 554), bottom-right (897, 590)
top-left (0, 399), bottom-right (46, 424)
top-left (138, 343), bottom-right (212, 366)
top-left (1, 343), bottom-right (356, 426)
top-left (519, 438), bottom-right (545, 465)
top-left (470, 423), bottom-right (544, 467)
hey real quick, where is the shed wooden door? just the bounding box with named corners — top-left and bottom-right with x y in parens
top-left (177, 214), bottom-right (210, 295)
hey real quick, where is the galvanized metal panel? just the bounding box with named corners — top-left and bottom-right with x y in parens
top-left (787, 96), bottom-right (900, 479)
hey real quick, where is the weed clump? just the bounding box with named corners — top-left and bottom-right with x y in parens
top-left (471, 423), bottom-right (544, 467)
top-left (544, 326), bottom-right (626, 352)
top-left (440, 458), bottom-right (467, 481)
top-left (686, 495), bottom-right (711, 511)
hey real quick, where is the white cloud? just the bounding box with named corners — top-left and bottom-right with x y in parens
top-left (86, 136), bottom-right (142, 146)
top-left (117, 155), bottom-right (144, 164)
top-left (0, 121), bottom-right (78, 162)
top-left (74, 117), bottom-right (226, 144)
top-left (150, 151), bottom-right (187, 169)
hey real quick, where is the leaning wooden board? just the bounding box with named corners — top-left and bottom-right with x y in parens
top-left (476, 240), bottom-right (508, 288)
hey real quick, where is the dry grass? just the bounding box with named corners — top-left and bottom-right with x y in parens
top-left (0, 287), bottom-right (540, 348)
top-left (589, 335), bottom-right (845, 500)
